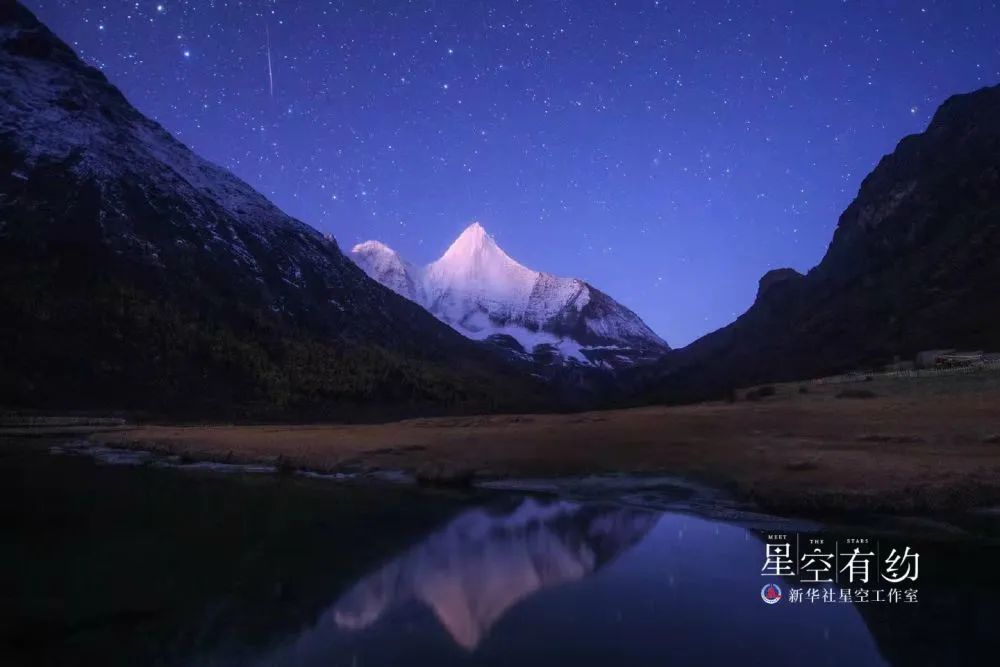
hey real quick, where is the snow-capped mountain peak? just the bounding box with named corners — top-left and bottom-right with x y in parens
top-left (353, 239), bottom-right (396, 255)
top-left (351, 223), bottom-right (669, 367)
top-left (441, 221), bottom-right (493, 257)
top-left (351, 239), bottom-right (424, 302)
top-left (434, 222), bottom-right (514, 271)
top-left (426, 222), bottom-right (537, 310)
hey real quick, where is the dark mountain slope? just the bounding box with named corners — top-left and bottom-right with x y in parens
top-left (0, 3), bottom-right (544, 419)
top-left (637, 83), bottom-right (1000, 402)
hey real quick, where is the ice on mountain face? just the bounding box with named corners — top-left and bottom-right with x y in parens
top-left (349, 223), bottom-right (669, 366)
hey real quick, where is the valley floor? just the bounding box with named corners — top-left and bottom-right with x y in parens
top-left (78, 372), bottom-right (1000, 514)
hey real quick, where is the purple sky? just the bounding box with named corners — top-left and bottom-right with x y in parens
top-left (28, 0), bottom-right (1000, 346)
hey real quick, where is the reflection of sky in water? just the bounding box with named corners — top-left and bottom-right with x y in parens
top-left (247, 498), bottom-right (888, 666)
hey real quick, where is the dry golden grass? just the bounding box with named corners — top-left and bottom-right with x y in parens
top-left (88, 375), bottom-right (1000, 513)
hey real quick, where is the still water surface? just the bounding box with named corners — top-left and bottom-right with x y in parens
top-left (2, 439), bottom-right (998, 666)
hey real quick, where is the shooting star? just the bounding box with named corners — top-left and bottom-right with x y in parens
top-left (266, 25), bottom-right (274, 98)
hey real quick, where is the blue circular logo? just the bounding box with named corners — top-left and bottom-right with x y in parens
top-left (761, 583), bottom-right (782, 604)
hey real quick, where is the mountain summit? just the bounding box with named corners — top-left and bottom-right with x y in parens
top-left (351, 223), bottom-right (669, 367)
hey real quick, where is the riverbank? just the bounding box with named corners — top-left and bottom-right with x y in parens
top-left (71, 374), bottom-right (1000, 514)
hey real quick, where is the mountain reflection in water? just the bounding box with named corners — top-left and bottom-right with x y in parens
top-left (13, 443), bottom-right (997, 667)
top-left (253, 496), bottom-right (891, 667)
top-left (330, 498), bottom-right (658, 649)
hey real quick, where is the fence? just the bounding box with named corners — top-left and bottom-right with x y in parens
top-left (815, 359), bottom-right (1000, 385)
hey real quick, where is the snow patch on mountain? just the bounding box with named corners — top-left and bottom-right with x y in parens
top-left (460, 317), bottom-right (588, 363)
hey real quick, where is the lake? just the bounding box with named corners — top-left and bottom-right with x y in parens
top-left (2, 438), bottom-right (999, 666)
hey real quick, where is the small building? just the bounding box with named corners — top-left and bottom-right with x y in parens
top-left (936, 351), bottom-right (984, 367)
top-left (915, 349), bottom-right (954, 369)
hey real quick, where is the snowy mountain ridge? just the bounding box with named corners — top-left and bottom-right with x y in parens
top-left (351, 223), bottom-right (669, 367)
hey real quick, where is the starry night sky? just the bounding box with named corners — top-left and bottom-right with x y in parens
top-left (26, 1), bottom-right (1000, 346)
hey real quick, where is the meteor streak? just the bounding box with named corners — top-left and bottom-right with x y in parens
top-left (266, 25), bottom-right (274, 98)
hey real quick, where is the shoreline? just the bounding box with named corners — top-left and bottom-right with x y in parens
top-left (71, 374), bottom-right (1000, 516)
top-left (28, 437), bottom-right (995, 541)
top-left (7, 372), bottom-right (1000, 517)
